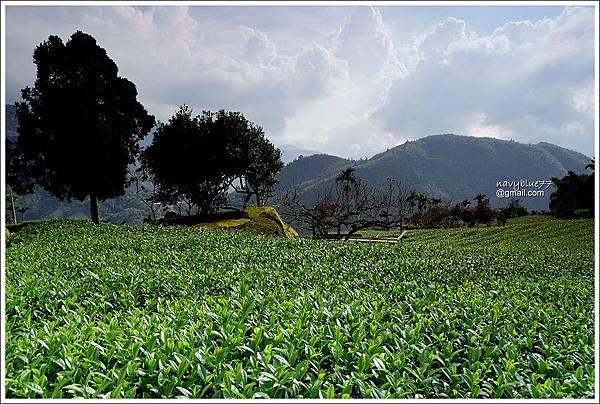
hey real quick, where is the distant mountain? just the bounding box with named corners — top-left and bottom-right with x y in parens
top-left (5, 104), bottom-right (19, 142)
top-left (276, 134), bottom-right (592, 211)
top-left (277, 144), bottom-right (320, 164)
top-left (277, 154), bottom-right (351, 190)
top-left (5, 104), bottom-right (17, 130)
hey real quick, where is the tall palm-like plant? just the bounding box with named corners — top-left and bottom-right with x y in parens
top-left (474, 194), bottom-right (488, 204)
top-left (336, 168), bottom-right (357, 190)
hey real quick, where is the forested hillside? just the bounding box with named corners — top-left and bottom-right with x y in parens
top-left (276, 134), bottom-right (591, 210)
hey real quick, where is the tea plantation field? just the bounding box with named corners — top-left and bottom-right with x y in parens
top-left (4, 219), bottom-right (596, 398)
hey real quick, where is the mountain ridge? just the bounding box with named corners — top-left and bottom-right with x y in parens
top-left (276, 134), bottom-right (592, 211)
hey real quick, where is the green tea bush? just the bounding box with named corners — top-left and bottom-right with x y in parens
top-left (4, 219), bottom-right (595, 398)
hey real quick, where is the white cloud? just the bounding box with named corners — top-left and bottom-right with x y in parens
top-left (4, 5), bottom-right (595, 158)
top-left (375, 6), bottom-right (595, 155)
top-left (280, 7), bottom-right (406, 157)
top-left (571, 79), bottom-right (595, 118)
top-left (466, 113), bottom-right (513, 139)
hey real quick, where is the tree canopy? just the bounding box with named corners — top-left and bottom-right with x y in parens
top-left (549, 160), bottom-right (595, 218)
top-left (141, 106), bottom-right (283, 215)
top-left (13, 31), bottom-right (155, 223)
top-left (241, 135), bottom-right (284, 207)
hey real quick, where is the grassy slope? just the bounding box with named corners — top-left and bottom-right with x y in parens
top-left (504, 214), bottom-right (554, 225)
top-left (402, 219), bottom-right (592, 250)
top-left (4, 219), bottom-right (595, 398)
top-left (361, 215), bottom-right (556, 241)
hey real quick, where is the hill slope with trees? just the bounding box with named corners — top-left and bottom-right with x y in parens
top-left (276, 134), bottom-right (591, 211)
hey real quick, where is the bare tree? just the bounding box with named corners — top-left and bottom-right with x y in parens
top-left (333, 177), bottom-right (415, 240)
top-left (281, 173), bottom-right (414, 240)
top-left (329, 177), bottom-right (379, 240)
top-left (130, 167), bottom-right (162, 221)
top-left (280, 187), bottom-right (336, 237)
top-left (375, 179), bottom-right (414, 233)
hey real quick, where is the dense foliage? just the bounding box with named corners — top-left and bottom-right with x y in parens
top-left (5, 219), bottom-right (595, 398)
top-left (141, 106), bottom-right (283, 215)
top-left (11, 31), bottom-right (155, 223)
top-left (549, 160), bottom-right (595, 219)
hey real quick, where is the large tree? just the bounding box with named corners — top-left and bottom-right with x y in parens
top-left (549, 161), bottom-right (595, 218)
top-left (13, 31), bottom-right (155, 223)
top-left (143, 106), bottom-right (283, 215)
top-left (236, 135), bottom-right (284, 207)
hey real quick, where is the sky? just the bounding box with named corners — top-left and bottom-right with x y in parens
top-left (3, 4), bottom-right (596, 159)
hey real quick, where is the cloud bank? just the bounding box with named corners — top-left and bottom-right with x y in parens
top-left (5, 5), bottom-right (595, 158)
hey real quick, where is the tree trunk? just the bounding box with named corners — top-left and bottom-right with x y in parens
top-left (90, 192), bottom-right (100, 224)
top-left (134, 178), bottom-right (158, 221)
top-left (255, 193), bottom-right (261, 207)
top-left (343, 227), bottom-right (360, 241)
top-left (200, 202), bottom-right (210, 216)
top-left (9, 190), bottom-right (17, 224)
